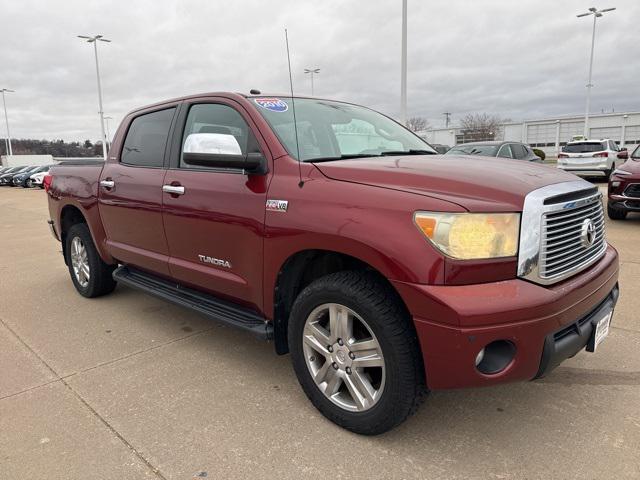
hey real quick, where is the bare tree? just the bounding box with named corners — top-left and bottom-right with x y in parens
top-left (459, 113), bottom-right (505, 143)
top-left (407, 116), bottom-right (430, 132)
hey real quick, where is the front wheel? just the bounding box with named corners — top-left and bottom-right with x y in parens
top-left (288, 271), bottom-right (427, 435)
top-left (607, 203), bottom-right (627, 220)
top-left (25, 178), bottom-right (33, 188)
top-left (65, 223), bottom-right (117, 298)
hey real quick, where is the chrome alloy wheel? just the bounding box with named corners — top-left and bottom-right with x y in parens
top-left (70, 236), bottom-right (90, 288)
top-left (302, 303), bottom-right (385, 412)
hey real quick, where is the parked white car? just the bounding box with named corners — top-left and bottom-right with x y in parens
top-left (557, 138), bottom-right (628, 178)
top-left (28, 165), bottom-right (53, 188)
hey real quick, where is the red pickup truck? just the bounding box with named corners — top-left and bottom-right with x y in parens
top-left (46, 92), bottom-right (619, 435)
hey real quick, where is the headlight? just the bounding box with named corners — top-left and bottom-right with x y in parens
top-left (414, 212), bottom-right (520, 260)
top-left (612, 169), bottom-right (632, 176)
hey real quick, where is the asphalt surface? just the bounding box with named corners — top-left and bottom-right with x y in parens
top-left (1, 184), bottom-right (639, 480)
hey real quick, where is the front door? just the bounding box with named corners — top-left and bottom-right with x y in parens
top-left (161, 100), bottom-right (271, 311)
top-left (98, 106), bottom-right (177, 276)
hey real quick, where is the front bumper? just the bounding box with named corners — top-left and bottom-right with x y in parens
top-left (536, 286), bottom-right (618, 378)
top-left (393, 245), bottom-right (619, 390)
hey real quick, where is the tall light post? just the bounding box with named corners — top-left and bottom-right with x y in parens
top-left (576, 6), bottom-right (616, 138)
top-left (104, 116), bottom-right (113, 147)
top-left (400, 0), bottom-right (408, 126)
top-left (78, 34), bottom-right (111, 160)
top-left (303, 68), bottom-right (320, 96)
top-left (1, 88), bottom-right (14, 156)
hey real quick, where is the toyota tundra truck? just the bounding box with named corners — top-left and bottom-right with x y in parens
top-left (45, 92), bottom-right (619, 435)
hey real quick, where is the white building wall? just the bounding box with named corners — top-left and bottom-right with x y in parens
top-left (0, 154), bottom-right (54, 167)
top-left (422, 111), bottom-right (640, 158)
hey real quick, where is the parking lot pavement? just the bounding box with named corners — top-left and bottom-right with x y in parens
top-left (1, 186), bottom-right (639, 480)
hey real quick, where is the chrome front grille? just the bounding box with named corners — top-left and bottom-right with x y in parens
top-left (539, 195), bottom-right (606, 281)
top-left (518, 180), bottom-right (608, 286)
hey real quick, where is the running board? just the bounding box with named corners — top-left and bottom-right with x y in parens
top-left (113, 266), bottom-right (272, 340)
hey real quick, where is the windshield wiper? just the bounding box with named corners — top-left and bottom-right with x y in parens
top-left (379, 149), bottom-right (436, 156)
top-left (307, 153), bottom-right (381, 163)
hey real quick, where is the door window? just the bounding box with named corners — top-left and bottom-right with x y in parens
top-left (510, 144), bottom-right (527, 159)
top-left (121, 108), bottom-right (175, 167)
top-left (180, 104), bottom-right (258, 168)
top-left (497, 144), bottom-right (513, 158)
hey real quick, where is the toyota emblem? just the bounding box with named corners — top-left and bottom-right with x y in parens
top-left (580, 218), bottom-right (596, 248)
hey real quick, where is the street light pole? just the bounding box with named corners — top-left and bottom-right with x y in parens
top-left (577, 7), bottom-right (616, 138)
top-left (400, 0), bottom-right (408, 126)
top-left (104, 116), bottom-right (113, 147)
top-left (303, 68), bottom-right (320, 95)
top-left (1, 88), bottom-right (14, 156)
top-left (78, 34), bottom-right (111, 160)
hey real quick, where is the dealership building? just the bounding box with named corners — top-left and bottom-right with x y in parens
top-left (419, 111), bottom-right (640, 158)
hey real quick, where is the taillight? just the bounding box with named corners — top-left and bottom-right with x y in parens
top-left (43, 174), bottom-right (53, 192)
top-left (558, 153), bottom-right (568, 158)
top-left (594, 152), bottom-right (608, 158)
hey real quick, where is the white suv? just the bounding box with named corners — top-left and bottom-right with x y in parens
top-left (557, 138), bottom-right (628, 178)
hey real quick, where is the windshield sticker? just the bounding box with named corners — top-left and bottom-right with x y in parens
top-left (254, 98), bottom-right (289, 112)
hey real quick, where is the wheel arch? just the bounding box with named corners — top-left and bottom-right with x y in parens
top-left (59, 203), bottom-right (114, 265)
top-left (271, 249), bottom-right (413, 355)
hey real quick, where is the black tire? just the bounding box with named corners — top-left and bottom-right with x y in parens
top-left (605, 163), bottom-right (617, 181)
top-left (65, 223), bottom-right (117, 298)
top-left (288, 271), bottom-right (427, 435)
top-left (607, 203), bottom-right (627, 220)
top-left (25, 179), bottom-right (33, 188)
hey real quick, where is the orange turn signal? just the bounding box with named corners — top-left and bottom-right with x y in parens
top-left (414, 215), bottom-right (436, 239)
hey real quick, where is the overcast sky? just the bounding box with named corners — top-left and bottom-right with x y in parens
top-left (1, 0), bottom-right (638, 142)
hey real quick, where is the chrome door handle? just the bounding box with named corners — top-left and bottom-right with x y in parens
top-left (99, 180), bottom-right (115, 188)
top-left (162, 185), bottom-right (185, 195)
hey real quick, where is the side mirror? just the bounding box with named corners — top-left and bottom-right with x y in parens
top-left (617, 150), bottom-right (629, 159)
top-left (182, 133), bottom-right (267, 174)
top-left (620, 147), bottom-right (627, 151)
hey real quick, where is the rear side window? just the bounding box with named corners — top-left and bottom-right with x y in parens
top-left (121, 108), bottom-right (175, 167)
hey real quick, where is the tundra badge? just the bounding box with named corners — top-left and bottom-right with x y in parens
top-left (198, 255), bottom-right (232, 269)
top-left (266, 199), bottom-right (289, 212)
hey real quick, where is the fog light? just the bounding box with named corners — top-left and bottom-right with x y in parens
top-left (611, 181), bottom-right (620, 188)
top-left (475, 348), bottom-right (485, 367)
top-left (475, 340), bottom-right (516, 375)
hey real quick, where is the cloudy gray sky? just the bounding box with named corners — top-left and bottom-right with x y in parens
top-left (1, 0), bottom-right (638, 142)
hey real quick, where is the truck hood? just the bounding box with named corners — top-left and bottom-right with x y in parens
top-left (313, 154), bottom-right (582, 212)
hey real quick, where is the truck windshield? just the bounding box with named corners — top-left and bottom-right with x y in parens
top-left (563, 142), bottom-right (606, 153)
top-left (253, 97), bottom-right (435, 161)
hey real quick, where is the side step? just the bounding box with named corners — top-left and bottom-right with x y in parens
top-left (113, 266), bottom-right (272, 340)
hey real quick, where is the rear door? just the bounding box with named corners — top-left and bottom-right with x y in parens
top-left (161, 98), bottom-right (271, 311)
top-left (98, 106), bottom-right (177, 276)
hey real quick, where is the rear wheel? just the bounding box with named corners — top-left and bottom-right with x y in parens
top-left (607, 203), bottom-right (627, 220)
top-left (288, 271), bottom-right (426, 435)
top-left (65, 223), bottom-right (117, 297)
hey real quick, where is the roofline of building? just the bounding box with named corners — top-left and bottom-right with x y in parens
top-left (420, 110), bottom-right (640, 133)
